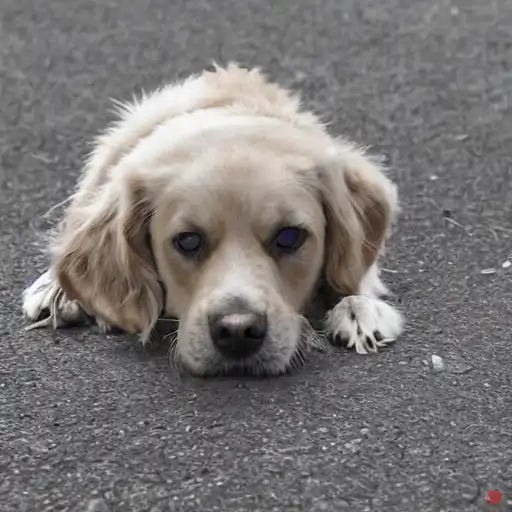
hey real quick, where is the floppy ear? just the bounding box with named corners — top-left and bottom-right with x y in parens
top-left (320, 144), bottom-right (398, 296)
top-left (52, 175), bottom-right (163, 340)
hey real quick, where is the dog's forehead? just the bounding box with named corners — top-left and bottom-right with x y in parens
top-left (185, 147), bottom-right (308, 191)
top-left (159, 147), bottom-right (322, 230)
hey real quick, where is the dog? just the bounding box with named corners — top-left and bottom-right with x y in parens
top-left (22, 64), bottom-right (404, 376)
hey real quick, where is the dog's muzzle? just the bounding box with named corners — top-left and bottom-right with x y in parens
top-left (208, 301), bottom-right (268, 359)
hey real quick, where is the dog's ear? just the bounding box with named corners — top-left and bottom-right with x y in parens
top-left (319, 144), bottom-right (398, 295)
top-left (53, 175), bottom-right (163, 340)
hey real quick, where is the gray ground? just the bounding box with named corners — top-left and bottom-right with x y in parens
top-left (1, 0), bottom-right (511, 510)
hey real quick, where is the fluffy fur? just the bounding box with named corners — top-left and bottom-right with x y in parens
top-left (23, 64), bottom-right (404, 376)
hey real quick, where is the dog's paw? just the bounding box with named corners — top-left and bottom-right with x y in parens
top-left (23, 270), bottom-right (84, 329)
top-left (324, 295), bottom-right (404, 354)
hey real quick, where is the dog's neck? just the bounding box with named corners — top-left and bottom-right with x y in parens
top-left (303, 274), bottom-right (345, 330)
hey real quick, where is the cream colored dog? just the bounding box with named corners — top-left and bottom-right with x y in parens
top-left (23, 64), bottom-right (403, 376)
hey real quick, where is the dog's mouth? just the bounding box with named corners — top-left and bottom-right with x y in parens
top-left (169, 317), bottom-right (326, 378)
top-left (202, 357), bottom-right (286, 378)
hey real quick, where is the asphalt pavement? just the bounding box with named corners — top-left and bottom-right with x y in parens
top-left (1, 0), bottom-right (511, 510)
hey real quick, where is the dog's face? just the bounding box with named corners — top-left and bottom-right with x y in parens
top-left (150, 142), bottom-right (326, 375)
top-left (54, 67), bottom-right (396, 377)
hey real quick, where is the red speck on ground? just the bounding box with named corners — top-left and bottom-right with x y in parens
top-left (486, 490), bottom-right (502, 505)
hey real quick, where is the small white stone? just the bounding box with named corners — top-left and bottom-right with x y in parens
top-left (86, 499), bottom-right (109, 512)
top-left (429, 174), bottom-right (439, 181)
top-left (431, 355), bottom-right (445, 371)
top-left (502, 261), bottom-right (511, 269)
top-left (480, 268), bottom-right (496, 275)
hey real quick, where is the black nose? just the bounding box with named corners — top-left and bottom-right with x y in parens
top-left (209, 309), bottom-right (267, 359)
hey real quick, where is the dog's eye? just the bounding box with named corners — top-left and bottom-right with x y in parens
top-left (173, 232), bottom-right (203, 256)
top-left (273, 227), bottom-right (306, 253)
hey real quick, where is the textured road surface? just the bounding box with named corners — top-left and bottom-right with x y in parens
top-left (1, 0), bottom-right (511, 511)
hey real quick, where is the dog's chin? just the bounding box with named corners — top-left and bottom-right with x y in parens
top-left (203, 357), bottom-right (292, 378)
top-left (174, 348), bottom-right (294, 378)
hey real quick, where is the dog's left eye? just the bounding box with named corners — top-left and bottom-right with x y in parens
top-left (173, 232), bottom-right (203, 256)
top-left (272, 227), bottom-right (306, 253)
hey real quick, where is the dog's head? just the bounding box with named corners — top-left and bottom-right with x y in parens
top-left (53, 66), bottom-right (397, 376)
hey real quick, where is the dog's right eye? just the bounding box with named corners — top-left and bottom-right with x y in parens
top-left (173, 232), bottom-right (203, 256)
top-left (270, 226), bottom-right (307, 255)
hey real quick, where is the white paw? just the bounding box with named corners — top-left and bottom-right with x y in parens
top-left (22, 270), bottom-right (84, 329)
top-left (324, 295), bottom-right (404, 354)
top-left (23, 270), bottom-right (58, 320)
